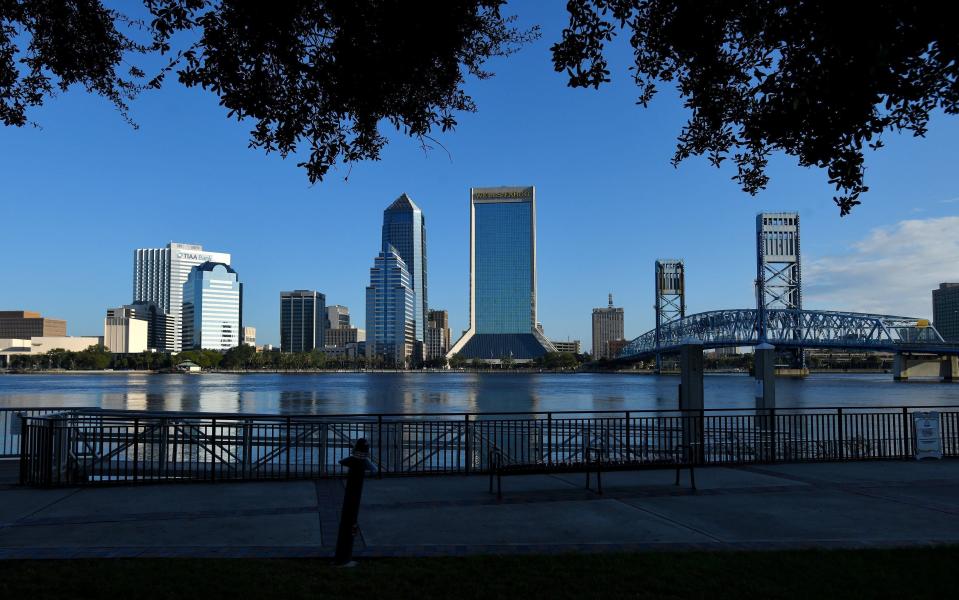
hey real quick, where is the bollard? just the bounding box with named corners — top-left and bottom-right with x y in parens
top-left (334, 438), bottom-right (374, 566)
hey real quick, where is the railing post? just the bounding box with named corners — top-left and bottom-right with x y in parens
top-left (19, 415), bottom-right (28, 485)
top-left (377, 415), bottom-right (384, 479)
top-left (132, 418), bottom-right (140, 483)
top-left (464, 414), bottom-right (471, 474)
top-left (625, 411), bottom-right (631, 460)
top-left (837, 408), bottom-right (844, 460)
top-left (547, 412), bottom-right (552, 467)
top-left (44, 419), bottom-right (53, 487)
top-left (285, 417), bottom-right (292, 479)
top-left (770, 407), bottom-right (777, 463)
top-left (901, 407), bottom-right (910, 458)
top-left (242, 420), bottom-right (252, 478)
top-left (698, 408), bottom-right (705, 465)
top-left (159, 417), bottom-right (169, 479)
top-left (210, 417), bottom-right (216, 482)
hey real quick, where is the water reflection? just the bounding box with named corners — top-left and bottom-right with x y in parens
top-left (0, 372), bottom-right (957, 415)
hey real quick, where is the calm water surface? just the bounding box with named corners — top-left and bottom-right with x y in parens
top-left (1, 372), bottom-right (958, 414)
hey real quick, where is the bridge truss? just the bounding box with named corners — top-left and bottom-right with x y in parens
top-left (618, 308), bottom-right (954, 362)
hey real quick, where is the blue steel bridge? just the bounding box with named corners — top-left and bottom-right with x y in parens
top-left (615, 308), bottom-right (958, 363)
top-left (614, 214), bottom-right (959, 365)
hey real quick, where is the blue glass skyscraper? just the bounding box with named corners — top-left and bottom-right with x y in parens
top-left (448, 186), bottom-right (555, 362)
top-left (182, 262), bottom-right (242, 351)
top-left (366, 245), bottom-right (416, 366)
top-left (381, 194), bottom-right (427, 356)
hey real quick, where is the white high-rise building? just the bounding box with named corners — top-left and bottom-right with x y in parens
top-left (133, 242), bottom-right (231, 351)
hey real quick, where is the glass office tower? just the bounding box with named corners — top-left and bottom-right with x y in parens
top-left (447, 186), bottom-right (555, 362)
top-left (381, 194), bottom-right (427, 356)
top-left (365, 246), bottom-right (416, 366)
top-left (182, 262), bottom-right (242, 351)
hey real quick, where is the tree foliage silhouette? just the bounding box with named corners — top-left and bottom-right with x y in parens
top-left (3, 1), bottom-right (958, 214)
top-left (552, 1), bottom-right (959, 214)
top-left (1, 0), bottom-right (536, 182)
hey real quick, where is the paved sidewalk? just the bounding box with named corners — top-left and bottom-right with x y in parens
top-left (1, 459), bottom-right (958, 558)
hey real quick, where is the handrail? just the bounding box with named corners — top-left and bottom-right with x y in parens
top-left (7, 404), bottom-right (959, 420)
top-left (17, 406), bottom-right (959, 486)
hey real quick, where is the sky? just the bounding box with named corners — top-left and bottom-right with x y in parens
top-left (2, 2), bottom-right (958, 350)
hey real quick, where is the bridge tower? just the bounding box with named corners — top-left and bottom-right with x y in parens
top-left (655, 259), bottom-right (685, 371)
top-left (756, 213), bottom-right (804, 367)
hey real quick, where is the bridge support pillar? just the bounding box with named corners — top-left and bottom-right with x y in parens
top-left (894, 353), bottom-right (943, 381)
top-left (679, 341), bottom-right (704, 462)
top-left (941, 356), bottom-right (959, 382)
top-left (754, 343), bottom-right (776, 433)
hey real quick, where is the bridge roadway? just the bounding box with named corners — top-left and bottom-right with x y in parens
top-left (618, 308), bottom-right (959, 362)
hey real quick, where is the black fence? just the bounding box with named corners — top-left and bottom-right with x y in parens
top-left (14, 406), bottom-right (959, 486)
top-left (0, 407), bottom-right (82, 458)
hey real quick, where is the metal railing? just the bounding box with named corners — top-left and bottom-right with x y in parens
top-left (0, 407), bottom-right (80, 458)
top-left (13, 405), bottom-right (959, 486)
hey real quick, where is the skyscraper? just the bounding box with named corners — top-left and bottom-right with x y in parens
top-left (280, 290), bottom-right (327, 353)
top-left (447, 186), bottom-right (555, 362)
top-left (381, 194), bottom-right (427, 357)
top-left (182, 262), bottom-right (242, 351)
top-left (366, 245), bottom-right (415, 366)
top-left (933, 283), bottom-right (959, 341)
top-left (592, 294), bottom-right (625, 359)
top-left (133, 242), bottom-right (231, 351)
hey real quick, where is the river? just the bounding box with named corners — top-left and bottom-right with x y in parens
top-left (1, 372), bottom-right (958, 415)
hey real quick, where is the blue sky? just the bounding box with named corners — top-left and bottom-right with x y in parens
top-left (2, 2), bottom-right (958, 350)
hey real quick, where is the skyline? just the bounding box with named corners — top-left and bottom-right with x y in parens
top-left (2, 3), bottom-right (959, 349)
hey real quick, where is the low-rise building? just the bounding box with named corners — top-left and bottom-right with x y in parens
top-left (121, 302), bottom-right (175, 352)
top-left (606, 339), bottom-right (630, 359)
top-left (320, 342), bottom-right (365, 361)
top-left (325, 327), bottom-right (365, 347)
top-left (0, 336), bottom-right (103, 366)
top-left (104, 308), bottom-right (149, 353)
top-left (326, 305), bottom-right (351, 330)
top-left (0, 311), bottom-right (67, 339)
top-left (551, 340), bottom-right (581, 354)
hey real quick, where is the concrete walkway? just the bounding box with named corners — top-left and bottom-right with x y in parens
top-left (1, 459), bottom-right (958, 558)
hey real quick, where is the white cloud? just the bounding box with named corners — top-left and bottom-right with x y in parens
top-left (804, 217), bottom-right (959, 318)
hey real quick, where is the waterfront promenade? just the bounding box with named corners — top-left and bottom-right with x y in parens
top-left (2, 458), bottom-right (958, 558)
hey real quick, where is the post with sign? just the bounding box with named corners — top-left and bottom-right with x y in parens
top-left (679, 340), bottom-right (704, 463)
top-left (912, 412), bottom-right (942, 460)
top-left (754, 343), bottom-right (776, 461)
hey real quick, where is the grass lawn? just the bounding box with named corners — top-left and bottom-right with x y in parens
top-left (0, 547), bottom-right (954, 599)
